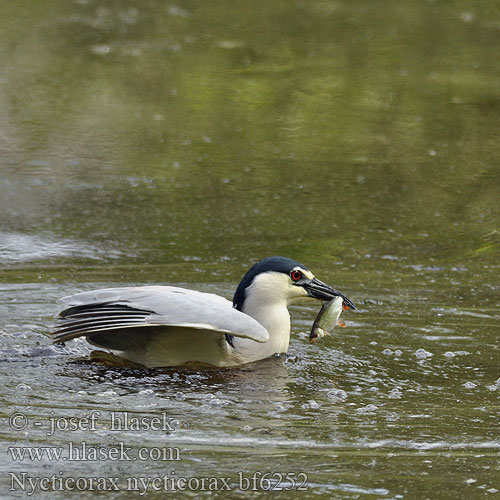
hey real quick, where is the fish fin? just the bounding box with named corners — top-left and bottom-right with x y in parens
top-left (336, 318), bottom-right (347, 328)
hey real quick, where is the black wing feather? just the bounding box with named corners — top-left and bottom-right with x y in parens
top-left (53, 302), bottom-right (154, 344)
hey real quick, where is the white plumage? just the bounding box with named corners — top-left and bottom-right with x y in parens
top-left (51, 256), bottom-right (355, 367)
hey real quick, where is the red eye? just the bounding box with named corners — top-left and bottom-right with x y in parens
top-left (291, 270), bottom-right (302, 282)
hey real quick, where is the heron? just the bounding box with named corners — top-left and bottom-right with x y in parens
top-left (51, 256), bottom-right (356, 367)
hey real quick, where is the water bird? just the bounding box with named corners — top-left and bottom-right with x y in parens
top-left (51, 256), bottom-right (355, 367)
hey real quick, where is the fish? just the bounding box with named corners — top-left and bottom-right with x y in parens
top-left (309, 296), bottom-right (348, 344)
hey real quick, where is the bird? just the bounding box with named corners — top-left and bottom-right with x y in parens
top-left (51, 256), bottom-right (356, 368)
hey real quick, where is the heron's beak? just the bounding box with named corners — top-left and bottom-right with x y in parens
top-left (303, 277), bottom-right (357, 310)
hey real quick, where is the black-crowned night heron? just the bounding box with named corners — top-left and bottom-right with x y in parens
top-left (52, 256), bottom-right (356, 367)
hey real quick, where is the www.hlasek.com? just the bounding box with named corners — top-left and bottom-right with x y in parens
top-left (9, 472), bottom-right (309, 495)
top-left (7, 441), bottom-right (181, 462)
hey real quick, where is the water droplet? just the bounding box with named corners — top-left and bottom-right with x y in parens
top-left (388, 388), bottom-right (403, 399)
top-left (97, 389), bottom-right (117, 397)
top-left (16, 383), bottom-right (32, 392)
top-left (327, 389), bottom-right (348, 401)
top-left (415, 348), bottom-right (433, 359)
top-left (460, 11), bottom-right (475, 23)
top-left (386, 412), bottom-right (400, 421)
top-left (357, 404), bottom-right (378, 413)
top-left (463, 381), bottom-right (477, 389)
top-left (91, 45), bottom-right (111, 55)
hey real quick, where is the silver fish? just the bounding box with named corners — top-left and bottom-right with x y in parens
top-left (309, 296), bottom-right (345, 344)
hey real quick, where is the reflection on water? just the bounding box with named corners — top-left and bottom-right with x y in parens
top-left (1, 0), bottom-right (499, 497)
top-left (0, 231), bottom-right (122, 263)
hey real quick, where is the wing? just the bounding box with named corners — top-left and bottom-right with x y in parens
top-left (51, 286), bottom-right (269, 347)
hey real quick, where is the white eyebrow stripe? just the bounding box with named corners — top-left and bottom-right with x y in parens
top-left (292, 267), bottom-right (314, 280)
top-left (303, 270), bottom-right (314, 280)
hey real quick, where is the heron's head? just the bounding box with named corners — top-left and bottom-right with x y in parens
top-left (233, 256), bottom-right (356, 311)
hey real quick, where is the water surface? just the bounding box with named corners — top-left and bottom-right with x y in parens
top-left (1, 0), bottom-right (499, 498)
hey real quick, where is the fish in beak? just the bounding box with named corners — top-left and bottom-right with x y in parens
top-left (309, 296), bottom-right (346, 343)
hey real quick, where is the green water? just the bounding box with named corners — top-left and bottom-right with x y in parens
top-left (1, 0), bottom-right (499, 498)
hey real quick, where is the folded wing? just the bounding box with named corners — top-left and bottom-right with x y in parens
top-left (52, 286), bottom-right (269, 348)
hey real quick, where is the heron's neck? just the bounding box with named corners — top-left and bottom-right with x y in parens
top-left (242, 292), bottom-right (291, 353)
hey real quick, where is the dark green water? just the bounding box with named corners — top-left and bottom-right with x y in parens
top-left (1, 1), bottom-right (499, 498)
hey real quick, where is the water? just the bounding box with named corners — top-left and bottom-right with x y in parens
top-left (1, 0), bottom-right (499, 498)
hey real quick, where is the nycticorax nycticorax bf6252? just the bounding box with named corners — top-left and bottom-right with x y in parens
top-left (51, 256), bottom-right (356, 367)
